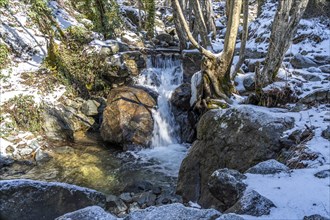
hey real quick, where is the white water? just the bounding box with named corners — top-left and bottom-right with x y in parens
top-left (135, 54), bottom-right (188, 176)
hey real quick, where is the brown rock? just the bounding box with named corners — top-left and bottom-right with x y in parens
top-left (100, 86), bottom-right (156, 149)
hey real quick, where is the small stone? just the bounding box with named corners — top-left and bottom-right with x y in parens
top-left (245, 159), bottom-right (289, 175)
top-left (81, 100), bottom-right (100, 116)
top-left (106, 195), bottom-right (127, 214)
top-left (243, 74), bottom-right (255, 91)
top-left (129, 202), bottom-right (140, 213)
top-left (225, 190), bottom-right (276, 216)
top-left (321, 126), bottom-right (330, 140)
top-left (120, 192), bottom-right (133, 203)
top-left (303, 214), bottom-right (330, 220)
top-left (208, 168), bottom-right (247, 210)
top-left (314, 169), bottom-right (330, 179)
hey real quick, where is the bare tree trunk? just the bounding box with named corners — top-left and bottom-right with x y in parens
top-left (226, 0), bottom-right (231, 18)
top-left (191, 0), bottom-right (210, 47)
top-left (203, 0), bottom-right (217, 39)
top-left (231, 0), bottom-right (249, 80)
top-left (172, 0), bottom-right (242, 106)
top-left (172, 0), bottom-right (188, 49)
top-left (258, 0), bottom-right (309, 87)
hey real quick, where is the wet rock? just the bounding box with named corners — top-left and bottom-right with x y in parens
top-left (124, 203), bottom-right (221, 220)
top-left (299, 88), bottom-right (330, 105)
top-left (106, 195), bottom-right (127, 214)
top-left (182, 51), bottom-right (202, 83)
top-left (0, 179), bottom-right (106, 220)
top-left (243, 74), bottom-right (255, 91)
top-left (320, 65), bottom-right (330, 74)
top-left (156, 33), bottom-right (173, 44)
top-left (225, 190), bottom-right (275, 216)
top-left (290, 54), bottom-right (318, 69)
top-left (208, 169), bottom-right (247, 210)
top-left (104, 51), bottom-right (146, 78)
top-left (177, 106), bottom-right (294, 209)
top-left (101, 86), bottom-right (156, 149)
top-left (35, 150), bottom-right (51, 163)
top-left (314, 169), bottom-right (330, 179)
top-left (152, 186), bottom-right (162, 195)
top-left (171, 83), bottom-right (191, 111)
top-left (81, 100), bottom-right (100, 116)
top-left (321, 126), bottom-right (330, 140)
top-left (170, 83), bottom-right (196, 142)
top-left (245, 48), bottom-right (266, 59)
top-left (245, 159), bottom-right (289, 175)
top-left (217, 213), bottom-right (245, 220)
top-left (56, 206), bottom-right (117, 220)
top-left (303, 214), bottom-right (330, 220)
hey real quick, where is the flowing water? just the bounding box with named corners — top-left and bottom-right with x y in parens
top-left (0, 54), bottom-right (188, 195)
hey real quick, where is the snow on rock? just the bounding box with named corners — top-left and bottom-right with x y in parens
top-left (125, 203), bottom-right (221, 220)
top-left (56, 206), bottom-right (118, 220)
top-left (245, 159), bottom-right (289, 175)
top-left (226, 190), bottom-right (276, 217)
top-left (0, 179), bottom-right (106, 220)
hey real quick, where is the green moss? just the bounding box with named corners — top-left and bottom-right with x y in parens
top-left (4, 95), bottom-right (43, 133)
top-left (66, 26), bottom-right (93, 49)
top-left (0, 43), bottom-right (10, 69)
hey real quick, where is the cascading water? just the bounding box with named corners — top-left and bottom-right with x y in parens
top-left (137, 54), bottom-right (182, 147)
top-left (134, 54), bottom-right (188, 176)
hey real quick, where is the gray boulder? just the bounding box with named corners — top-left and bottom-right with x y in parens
top-left (225, 190), bottom-right (276, 216)
top-left (243, 74), bottom-right (255, 91)
top-left (81, 100), bottom-right (100, 116)
top-left (56, 206), bottom-right (117, 220)
top-left (245, 159), bottom-right (289, 175)
top-left (177, 106), bottom-right (294, 209)
top-left (208, 169), bottom-right (247, 210)
top-left (290, 54), bottom-right (318, 69)
top-left (299, 89), bottom-right (330, 105)
top-left (0, 179), bottom-right (106, 220)
top-left (124, 203), bottom-right (221, 220)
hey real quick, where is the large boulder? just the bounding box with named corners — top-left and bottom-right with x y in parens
top-left (56, 206), bottom-right (117, 220)
top-left (177, 106), bottom-right (294, 209)
top-left (101, 86), bottom-right (156, 149)
top-left (124, 203), bottom-right (221, 220)
top-left (0, 179), bottom-right (106, 220)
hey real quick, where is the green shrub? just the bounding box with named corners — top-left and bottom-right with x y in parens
top-left (0, 43), bottom-right (10, 69)
top-left (4, 95), bottom-right (43, 133)
top-left (0, 0), bottom-right (8, 7)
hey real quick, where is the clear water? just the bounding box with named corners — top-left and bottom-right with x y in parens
top-left (1, 55), bottom-right (189, 194)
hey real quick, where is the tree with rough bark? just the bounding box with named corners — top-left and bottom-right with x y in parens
top-left (172, 0), bottom-right (243, 108)
top-left (173, 0), bottom-right (216, 49)
top-left (231, 0), bottom-right (249, 80)
top-left (256, 0), bottom-right (309, 89)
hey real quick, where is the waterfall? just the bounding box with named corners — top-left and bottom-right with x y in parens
top-left (137, 54), bottom-right (183, 147)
